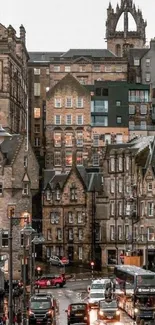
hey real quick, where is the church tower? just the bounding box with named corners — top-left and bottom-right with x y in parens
top-left (106, 0), bottom-right (147, 57)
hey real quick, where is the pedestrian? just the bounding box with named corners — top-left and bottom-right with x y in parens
top-left (16, 309), bottom-right (22, 325)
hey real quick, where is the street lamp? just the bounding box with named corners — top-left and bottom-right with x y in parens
top-left (20, 223), bottom-right (35, 325)
top-left (31, 234), bottom-right (45, 295)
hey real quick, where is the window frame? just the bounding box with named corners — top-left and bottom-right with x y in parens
top-left (66, 114), bottom-right (72, 125)
top-left (76, 97), bottom-right (84, 108)
top-left (55, 115), bottom-right (61, 125)
top-left (22, 183), bottom-right (29, 196)
top-left (76, 115), bottom-right (83, 125)
top-left (65, 97), bottom-right (72, 108)
top-left (54, 98), bottom-right (62, 108)
top-left (2, 230), bottom-right (9, 247)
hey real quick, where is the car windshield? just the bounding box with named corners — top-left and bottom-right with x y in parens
top-left (100, 301), bottom-right (117, 309)
top-left (90, 293), bottom-right (104, 298)
top-left (71, 304), bottom-right (86, 311)
top-left (91, 284), bottom-right (105, 289)
top-left (30, 301), bottom-right (51, 309)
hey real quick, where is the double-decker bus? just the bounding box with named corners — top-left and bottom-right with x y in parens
top-left (114, 265), bottom-right (155, 323)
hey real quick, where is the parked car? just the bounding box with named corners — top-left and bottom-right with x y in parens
top-left (60, 257), bottom-right (69, 265)
top-left (49, 255), bottom-right (64, 267)
top-left (65, 303), bottom-right (90, 325)
top-left (35, 274), bottom-right (66, 288)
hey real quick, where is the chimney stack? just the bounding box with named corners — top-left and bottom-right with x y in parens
top-left (20, 25), bottom-right (26, 44)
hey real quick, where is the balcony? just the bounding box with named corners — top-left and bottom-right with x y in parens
top-left (129, 125), bottom-right (155, 131)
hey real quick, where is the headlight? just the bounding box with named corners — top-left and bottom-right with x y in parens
top-left (99, 310), bottom-right (104, 316)
top-left (116, 310), bottom-right (120, 315)
top-left (134, 308), bottom-right (139, 313)
top-left (29, 311), bottom-right (34, 316)
top-left (46, 310), bottom-right (52, 315)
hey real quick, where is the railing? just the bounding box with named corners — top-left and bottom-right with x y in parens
top-left (129, 125), bottom-right (155, 131)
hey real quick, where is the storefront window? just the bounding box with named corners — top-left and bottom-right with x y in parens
top-left (54, 133), bottom-right (61, 147)
top-left (65, 133), bottom-right (72, 146)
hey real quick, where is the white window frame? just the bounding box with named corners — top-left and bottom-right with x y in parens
top-left (134, 58), bottom-right (140, 66)
top-left (110, 158), bottom-right (115, 172)
top-left (46, 190), bottom-right (51, 201)
top-left (56, 189), bottom-right (60, 200)
top-left (118, 201), bottom-right (123, 216)
top-left (76, 97), bottom-right (83, 108)
top-left (140, 105), bottom-right (147, 115)
top-left (105, 66), bottom-right (112, 72)
top-left (24, 156), bottom-right (28, 168)
top-left (50, 212), bottom-right (59, 224)
top-left (115, 66), bottom-right (122, 72)
top-left (93, 134), bottom-right (99, 147)
top-left (126, 156), bottom-right (129, 171)
top-left (65, 66), bottom-right (71, 72)
top-left (34, 68), bottom-right (40, 75)
top-left (68, 212), bottom-right (74, 224)
top-left (34, 83), bottom-right (40, 97)
top-left (118, 225), bottom-right (123, 240)
top-left (76, 132), bottom-right (83, 147)
top-left (125, 225), bottom-right (129, 240)
top-left (46, 68), bottom-right (50, 75)
top-left (110, 225), bottom-right (115, 241)
top-left (54, 65), bottom-right (60, 72)
top-left (47, 229), bottom-right (52, 241)
top-left (76, 115), bottom-right (83, 125)
top-left (140, 121), bottom-right (147, 130)
top-left (57, 229), bottom-right (62, 240)
top-left (146, 58), bottom-right (150, 67)
top-left (118, 157), bottom-right (123, 171)
top-left (146, 73), bottom-right (151, 82)
top-left (65, 133), bottom-right (73, 147)
top-left (118, 179), bottom-right (123, 193)
top-left (148, 182), bottom-right (152, 192)
top-left (94, 65), bottom-right (100, 72)
top-left (148, 202), bottom-right (154, 216)
top-left (111, 179), bottom-right (115, 193)
top-left (66, 114), bottom-right (72, 125)
top-left (78, 246), bottom-right (83, 260)
top-left (54, 98), bottom-right (61, 108)
top-left (65, 97), bottom-right (72, 108)
top-left (129, 105), bottom-right (135, 115)
top-left (116, 134), bottom-right (123, 144)
top-left (34, 137), bottom-right (40, 147)
top-left (55, 115), bottom-right (61, 125)
top-left (69, 229), bottom-right (73, 240)
top-left (2, 230), bottom-right (9, 247)
top-left (110, 201), bottom-right (115, 216)
top-left (22, 183), bottom-right (29, 195)
top-left (77, 211), bottom-right (83, 224)
top-left (78, 229), bottom-right (83, 241)
top-left (147, 227), bottom-right (155, 241)
top-left (105, 134), bottom-right (111, 144)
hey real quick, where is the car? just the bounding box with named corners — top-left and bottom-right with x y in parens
top-left (65, 303), bottom-right (90, 325)
top-left (35, 274), bottom-right (66, 288)
top-left (60, 257), bottom-right (69, 265)
top-left (88, 290), bottom-right (105, 309)
top-left (49, 255), bottom-right (64, 267)
top-left (28, 294), bottom-right (56, 325)
top-left (98, 299), bottom-right (120, 321)
top-left (88, 279), bottom-right (112, 293)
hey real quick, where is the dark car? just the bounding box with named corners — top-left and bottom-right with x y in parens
top-left (28, 294), bottom-right (56, 324)
top-left (98, 299), bottom-right (120, 321)
top-left (65, 303), bottom-right (90, 325)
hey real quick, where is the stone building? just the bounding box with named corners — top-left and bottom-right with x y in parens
top-left (102, 136), bottom-right (155, 267)
top-left (46, 73), bottom-right (93, 171)
top-left (0, 23), bottom-right (29, 133)
top-left (106, 0), bottom-right (147, 57)
top-left (0, 130), bottom-right (39, 279)
top-left (42, 165), bottom-right (104, 265)
top-left (28, 50), bottom-right (127, 163)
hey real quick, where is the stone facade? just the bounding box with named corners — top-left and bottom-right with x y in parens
top-left (106, 0), bottom-right (147, 57)
top-left (101, 136), bottom-right (155, 268)
top-left (42, 166), bottom-right (104, 265)
top-left (0, 23), bottom-right (29, 133)
top-left (46, 74), bottom-right (93, 171)
top-left (0, 135), bottom-right (39, 279)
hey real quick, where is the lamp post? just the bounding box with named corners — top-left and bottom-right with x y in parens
top-left (31, 235), bottom-right (45, 295)
top-left (20, 223), bottom-right (35, 325)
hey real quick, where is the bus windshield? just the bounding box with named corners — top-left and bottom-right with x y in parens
top-left (137, 275), bottom-right (155, 287)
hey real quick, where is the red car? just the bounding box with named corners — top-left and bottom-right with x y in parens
top-left (60, 257), bottom-right (69, 265)
top-left (35, 274), bottom-right (66, 288)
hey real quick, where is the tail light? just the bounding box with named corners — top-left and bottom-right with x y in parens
top-left (68, 306), bottom-right (71, 316)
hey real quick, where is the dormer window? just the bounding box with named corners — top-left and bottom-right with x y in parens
top-left (46, 190), bottom-right (51, 201)
top-left (56, 188), bottom-right (61, 201)
top-left (70, 185), bottom-right (77, 201)
top-left (22, 183), bottom-right (29, 196)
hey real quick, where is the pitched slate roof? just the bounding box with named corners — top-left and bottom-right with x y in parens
top-left (128, 48), bottom-right (149, 63)
top-left (28, 52), bottom-right (64, 63)
top-left (0, 134), bottom-right (23, 165)
top-left (61, 49), bottom-right (116, 58)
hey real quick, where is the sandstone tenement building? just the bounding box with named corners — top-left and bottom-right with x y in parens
top-left (0, 132), bottom-right (39, 278)
top-left (0, 23), bottom-right (29, 133)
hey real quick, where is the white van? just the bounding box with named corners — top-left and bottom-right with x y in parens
top-left (88, 279), bottom-right (112, 293)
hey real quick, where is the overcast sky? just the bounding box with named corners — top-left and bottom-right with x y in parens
top-left (0, 0), bottom-right (154, 52)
